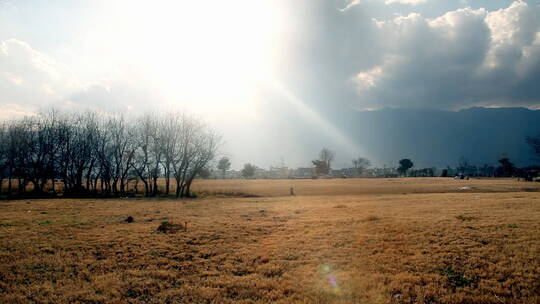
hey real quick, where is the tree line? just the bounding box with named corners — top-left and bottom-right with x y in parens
top-left (0, 110), bottom-right (220, 198)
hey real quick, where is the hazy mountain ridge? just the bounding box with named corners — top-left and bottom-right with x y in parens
top-left (346, 107), bottom-right (540, 168)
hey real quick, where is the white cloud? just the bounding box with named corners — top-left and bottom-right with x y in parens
top-left (384, 0), bottom-right (426, 5)
top-left (0, 39), bottom-right (162, 118)
top-left (341, 0), bottom-right (427, 11)
top-left (0, 104), bottom-right (37, 121)
top-left (0, 39), bottom-right (80, 116)
top-left (2, 0), bottom-right (540, 121)
top-left (352, 1), bottom-right (540, 109)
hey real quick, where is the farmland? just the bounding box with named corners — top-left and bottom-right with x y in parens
top-left (1, 178), bottom-right (539, 303)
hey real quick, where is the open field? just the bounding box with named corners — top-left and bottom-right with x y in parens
top-left (1, 178), bottom-right (539, 303)
top-left (191, 177), bottom-right (540, 197)
top-left (3, 177), bottom-right (540, 198)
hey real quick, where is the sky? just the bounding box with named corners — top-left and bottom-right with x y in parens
top-left (1, 0), bottom-right (540, 169)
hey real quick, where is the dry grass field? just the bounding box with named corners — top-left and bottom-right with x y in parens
top-left (191, 177), bottom-right (540, 197)
top-left (1, 178), bottom-right (539, 303)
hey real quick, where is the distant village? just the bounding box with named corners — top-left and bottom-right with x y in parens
top-left (207, 166), bottom-right (452, 179)
top-left (208, 150), bottom-right (540, 180)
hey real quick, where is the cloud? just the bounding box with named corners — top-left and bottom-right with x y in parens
top-left (341, 0), bottom-right (427, 11)
top-left (0, 103), bottom-right (37, 121)
top-left (384, 0), bottom-right (427, 5)
top-left (67, 76), bottom-right (163, 114)
top-left (0, 39), bottom-right (162, 117)
top-left (0, 39), bottom-right (80, 115)
top-left (352, 0), bottom-right (540, 109)
top-left (1, 0), bottom-right (540, 168)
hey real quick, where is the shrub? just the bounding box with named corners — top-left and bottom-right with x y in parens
top-left (456, 215), bottom-right (475, 221)
top-left (438, 266), bottom-right (474, 288)
top-left (156, 221), bottom-right (185, 233)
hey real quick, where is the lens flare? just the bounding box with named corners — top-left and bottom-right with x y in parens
top-left (321, 264), bottom-right (342, 294)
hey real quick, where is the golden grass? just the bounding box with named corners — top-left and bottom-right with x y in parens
top-left (0, 178), bottom-right (539, 303)
top-left (191, 177), bottom-right (540, 197)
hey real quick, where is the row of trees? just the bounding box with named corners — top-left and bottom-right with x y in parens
top-left (195, 133), bottom-right (540, 180)
top-left (0, 110), bottom-right (220, 198)
top-left (217, 157), bottom-right (257, 179)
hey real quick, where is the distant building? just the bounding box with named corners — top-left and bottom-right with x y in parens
top-left (209, 169), bottom-right (241, 179)
top-left (268, 166), bottom-right (292, 179)
top-left (253, 167), bottom-right (268, 179)
top-left (292, 167), bottom-right (314, 179)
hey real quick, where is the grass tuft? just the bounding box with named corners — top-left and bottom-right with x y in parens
top-left (156, 221), bottom-right (185, 233)
top-left (455, 215), bottom-right (476, 221)
top-left (438, 266), bottom-right (474, 288)
top-left (365, 215), bottom-right (380, 221)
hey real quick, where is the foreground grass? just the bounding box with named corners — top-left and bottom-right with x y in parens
top-left (191, 177), bottom-right (540, 197)
top-left (0, 179), bottom-right (539, 303)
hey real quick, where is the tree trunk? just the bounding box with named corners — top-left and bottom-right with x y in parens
top-left (19, 179), bottom-right (27, 195)
top-left (179, 183), bottom-right (186, 198)
top-left (51, 176), bottom-right (56, 194)
top-left (142, 179), bottom-right (149, 197)
top-left (152, 175), bottom-right (159, 196)
top-left (185, 180), bottom-right (193, 197)
top-left (7, 177), bottom-right (12, 197)
top-left (112, 179), bottom-right (118, 194)
top-left (164, 164), bottom-right (170, 195)
top-left (175, 179), bottom-right (181, 198)
top-left (120, 179), bottom-right (125, 194)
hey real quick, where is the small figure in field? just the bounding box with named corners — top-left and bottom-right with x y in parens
top-left (290, 187), bottom-right (295, 196)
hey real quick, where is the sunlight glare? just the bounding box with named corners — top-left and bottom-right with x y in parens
top-left (87, 0), bottom-right (284, 118)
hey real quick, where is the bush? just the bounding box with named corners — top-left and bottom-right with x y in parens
top-left (438, 266), bottom-right (474, 288)
top-left (156, 221), bottom-right (185, 233)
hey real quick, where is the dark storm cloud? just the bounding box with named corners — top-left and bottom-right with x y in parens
top-left (272, 0), bottom-right (540, 112)
top-left (348, 1), bottom-right (540, 109)
top-left (243, 0), bottom-right (540, 167)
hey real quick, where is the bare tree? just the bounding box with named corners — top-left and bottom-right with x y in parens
top-left (161, 113), bottom-right (181, 195)
top-left (182, 128), bottom-right (220, 196)
top-left (217, 156), bottom-right (231, 178)
top-left (352, 157), bottom-right (371, 175)
top-left (131, 114), bottom-right (154, 197)
top-left (62, 112), bottom-right (101, 195)
top-left (170, 116), bottom-right (221, 197)
top-left (0, 123), bottom-right (6, 195)
top-left (241, 163), bottom-right (256, 178)
top-left (17, 113), bottom-right (61, 194)
top-left (479, 164), bottom-right (495, 177)
top-left (172, 115), bottom-right (197, 197)
top-left (106, 116), bottom-right (135, 195)
top-left (3, 123), bottom-right (19, 196)
top-left (312, 160), bottom-right (330, 175)
top-left (319, 148), bottom-right (335, 170)
top-left (9, 121), bottom-right (31, 194)
top-left (148, 114), bottom-right (164, 196)
top-left (457, 156), bottom-right (469, 174)
top-left (93, 119), bottom-right (113, 193)
top-left (0, 108), bottom-right (219, 198)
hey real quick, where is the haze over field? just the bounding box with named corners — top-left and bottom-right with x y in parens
top-left (2, 0), bottom-right (540, 168)
top-left (3, 2), bottom-right (540, 303)
top-left (2, 179), bottom-right (540, 303)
